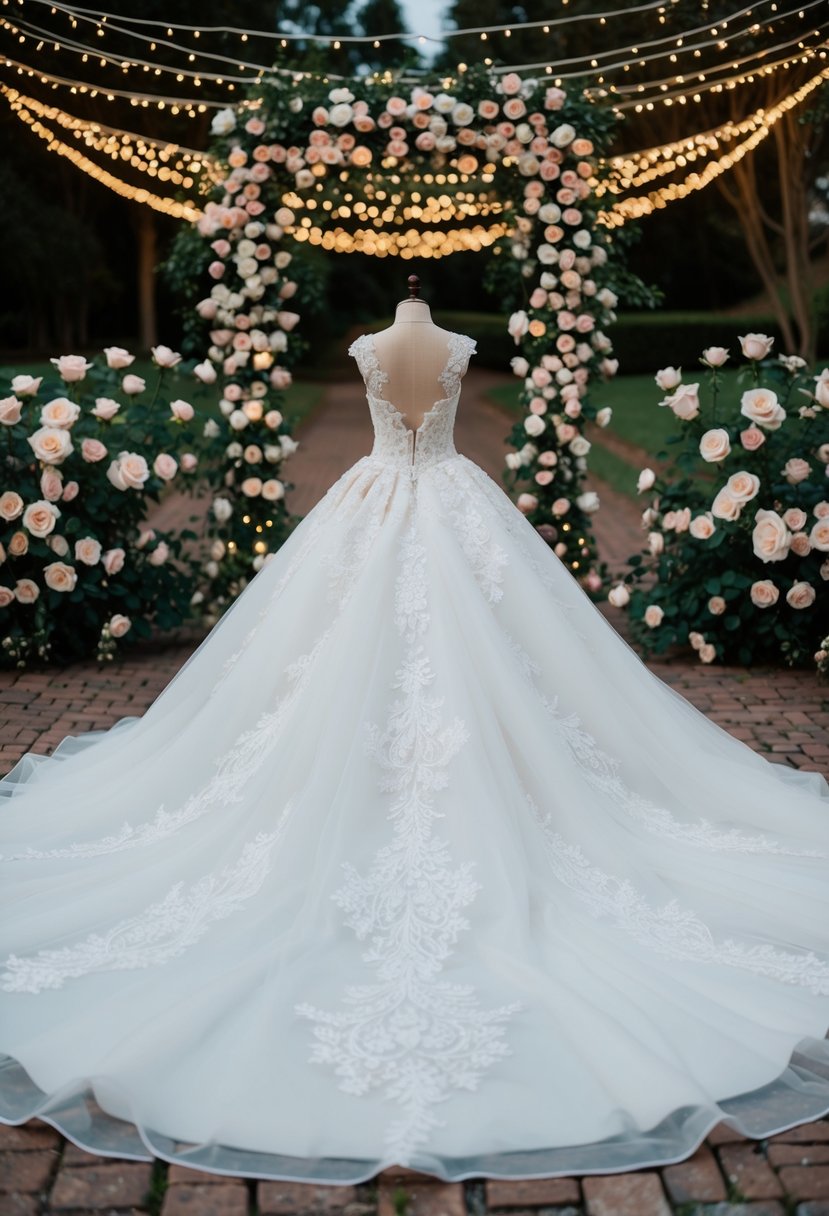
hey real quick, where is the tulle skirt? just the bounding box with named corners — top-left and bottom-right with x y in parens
top-left (1, 453), bottom-right (828, 1183)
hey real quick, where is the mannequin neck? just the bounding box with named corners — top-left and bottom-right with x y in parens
top-left (394, 299), bottom-right (433, 324)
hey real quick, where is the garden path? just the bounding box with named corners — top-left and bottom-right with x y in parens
top-left (0, 370), bottom-right (827, 1214)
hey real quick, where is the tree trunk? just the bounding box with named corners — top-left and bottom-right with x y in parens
top-left (136, 208), bottom-right (158, 350)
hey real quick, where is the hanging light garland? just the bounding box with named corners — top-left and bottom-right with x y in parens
top-left (0, 82), bottom-right (202, 218)
top-left (598, 62), bottom-right (829, 226)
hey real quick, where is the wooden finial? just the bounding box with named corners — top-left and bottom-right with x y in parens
top-left (407, 274), bottom-right (421, 300)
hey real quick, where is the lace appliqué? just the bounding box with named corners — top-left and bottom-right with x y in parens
top-left (539, 693), bottom-right (824, 858)
top-left (432, 461), bottom-right (508, 603)
top-left (295, 651), bottom-right (522, 1162)
top-left (296, 496), bottom-right (522, 1163)
top-left (3, 635), bottom-right (328, 863)
top-left (527, 795), bottom-right (829, 996)
top-left (1, 821), bottom-right (287, 993)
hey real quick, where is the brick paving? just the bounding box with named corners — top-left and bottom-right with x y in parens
top-left (1, 369), bottom-right (827, 1212)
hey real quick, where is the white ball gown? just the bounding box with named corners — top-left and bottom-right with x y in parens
top-left (1, 328), bottom-right (829, 1186)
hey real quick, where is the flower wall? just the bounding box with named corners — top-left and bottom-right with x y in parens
top-left (610, 336), bottom-right (829, 669)
top-left (0, 349), bottom-right (200, 667)
top-left (173, 64), bottom-right (627, 601)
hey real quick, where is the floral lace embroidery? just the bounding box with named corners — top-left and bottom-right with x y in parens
top-left (295, 649), bottom-right (522, 1162)
top-left (538, 693), bottom-right (823, 858)
top-left (295, 495), bottom-right (522, 1163)
top-left (2, 634), bottom-right (329, 862)
top-left (432, 461), bottom-right (508, 603)
top-left (527, 795), bottom-right (829, 996)
top-left (1, 822), bottom-right (286, 993)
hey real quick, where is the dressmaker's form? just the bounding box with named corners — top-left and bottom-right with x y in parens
top-left (348, 275), bottom-right (476, 476)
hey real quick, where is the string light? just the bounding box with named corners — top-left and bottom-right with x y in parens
top-left (1, 84), bottom-right (202, 219)
top-left (289, 221), bottom-right (510, 258)
top-left (599, 62), bottom-right (829, 226)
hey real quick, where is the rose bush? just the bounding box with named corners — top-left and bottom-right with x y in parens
top-left (0, 348), bottom-right (201, 666)
top-left (609, 337), bottom-right (828, 668)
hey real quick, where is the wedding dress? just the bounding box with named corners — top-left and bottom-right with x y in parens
top-left (1, 327), bottom-right (829, 1186)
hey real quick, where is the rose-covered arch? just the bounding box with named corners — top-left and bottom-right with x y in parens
top-left (173, 65), bottom-right (624, 616)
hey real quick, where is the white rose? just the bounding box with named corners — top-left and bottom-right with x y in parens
top-left (655, 366), bottom-right (682, 391)
top-left (569, 436), bottom-right (591, 457)
top-left (212, 496), bottom-right (233, 522)
top-left (702, 346), bottom-right (729, 368)
top-left (28, 426), bottom-right (73, 465)
top-left (739, 332), bottom-right (774, 360)
top-left (637, 468), bottom-right (655, 493)
top-left (644, 604), bottom-right (664, 628)
top-left (576, 490), bottom-right (599, 513)
top-left (524, 415), bottom-right (546, 437)
top-left (211, 107), bottom-right (237, 136)
top-left (596, 407), bottom-right (612, 428)
top-left (786, 581), bottom-right (816, 610)
top-left (608, 584), bottom-right (630, 608)
top-left (551, 122), bottom-right (576, 147)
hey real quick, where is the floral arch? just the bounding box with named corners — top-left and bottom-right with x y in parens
top-left (173, 64), bottom-right (625, 614)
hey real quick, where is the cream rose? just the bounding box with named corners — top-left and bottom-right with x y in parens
top-left (708, 596), bottom-right (726, 615)
top-left (702, 346), bottom-right (729, 367)
top-left (122, 374), bottom-right (146, 396)
top-left (740, 426), bottom-right (765, 451)
top-left (516, 493), bottom-right (538, 514)
top-left (740, 387), bottom-right (785, 430)
top-left (104, 346), bottom-right (135, 369)
top-left (151, 345), bottom-right (182, 368)
top-left (109, 613), bottom-right (132, 638)
top-left (153, 453), bottom-right (178, 481)
top-left (119, 452), bottom-right (150, 490)
top-left (644, 604), bottom-right (664, 628)
top-left (750, 580), bottom-right (779, 608)
top-left (40, 397), bottom-right (80, 429)
top-left (0, 585), bottom-right (13, 608)
top-left (80, 437), bottom-right (107, 463)
top-left (786, 581), bottom-right (816, 610)
top-left (261, 478), bottom-right (285, 501)
top-left (28, 426), bottom-right (73, 465)
top-left (752, 509), bottom-right (791, 562)
top-left (0, 491), bottom-right (23, 521)
top-left (654, 366), bottom-right (681, 391)
top-left (0, 395), bottom-right (22, 426)
top-left (22, 500), bottom-right (60, 538)
top-left (699, 429), bottom-right (731, 463)
top-left (11, 374), bottom-right (41, 396)
top-left (711, 488), bottom-right (741, 521)
top-left (809, 519), bottom-right (829, 552)
top-left (637, 467), bottom-right (655, 493)
top-left (699, 643), bottom-right (717, 664)
top-left (726, 471), bottom-right (760, 503)
top-left (689, 513), bottom-right (716, 539)
top-left (43, 561), bottom-right (77, 592)
top-left (91, 397), bottom-right (120, 421)
top-left (608, 584), bottom-right (630, 608)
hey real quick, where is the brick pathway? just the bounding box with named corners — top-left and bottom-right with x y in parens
top-left (1, 370), bottom-right (827, 1212)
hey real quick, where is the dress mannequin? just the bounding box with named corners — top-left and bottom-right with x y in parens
top-left (370, 277), bottom-right (456, 430)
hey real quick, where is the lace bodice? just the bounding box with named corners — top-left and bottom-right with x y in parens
top-left (348, 330), bottom-right (476, 476)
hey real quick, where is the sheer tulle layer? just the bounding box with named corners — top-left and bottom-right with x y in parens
top-left (1, 453), bottom-right (828, 1184)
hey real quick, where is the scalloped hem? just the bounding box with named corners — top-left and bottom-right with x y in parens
top-left (3, 1044), bottom-right (829, 1184)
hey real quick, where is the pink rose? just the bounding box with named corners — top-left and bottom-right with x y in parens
top-left (783, 507), bottom-right (808, 531)
top-left (808, 519), bottom-right (829, 551)
top-left (151, 345), bottom-right (181, 369)
top-left (0, 491), bottom-right (23, 521)
top-left (81, 438), bottom-right (108, 462)
top-left (739, 332), bottom-right (774, 360)
top-left (501, 72), bottom-right (523, 96)
top-left (699, 429), bottom-right (731, 463)
top-left (534, 470), bottom-right (554, 486)
top-left (782, 458), bottom-right (811, 485)
top-left (750, 580), bottom-right (779, 608)
top-left (14, 578), bottom-right (39, 604)
top-left (708, 595), bottom-right (726, 615)
top-left (790, 532), bottom-right (811, 557)
top-left (786, 581), bottom-right (815, 609)
top-left (699, 644), bottom-right (717, 664)
top-left (661, 383), bottom-right (700, 421)
top-left (61, 480), bottom-right (78, 502)
top-left (122, 375), bottom-right (146, 396)
top-left (740, 388), bottom-right (785, 430)
top-left (103, 547), bottom-right (125, 575)
top-left (740, 426), bottom-right (765, 451)
top-left (180, 452), bottom-right (198, 473)
top-left (711, 488), bottom-right (741, 521)
top-left (40, 469), bottom-right (63, 502)
top-left (8, 531), bottom-right (27, 557)
top-left (516, 493), bottom-right (538, 514)
top-left (28, 426), bottom-right (72, 465)
top-left (23, 500), bottom-right (60, 538)
top-left (0, 585), bottom-right (14, 608)
top-left (752, 508), bottom-right (791, 562)
top-left (11, 374), bottom-right (41, 396)
top-left (815, 501), bottom-right (829, 518)
top-left (726, 471), bottom-right (760, 503)
top-left (552, 497), bottom-right (570, 516)
top-left (148, 541), bottom-right (169, 566)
